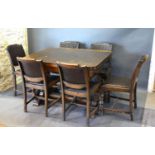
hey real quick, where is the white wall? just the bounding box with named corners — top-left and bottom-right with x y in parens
top-left (148, 29), bottom-right (155, 92)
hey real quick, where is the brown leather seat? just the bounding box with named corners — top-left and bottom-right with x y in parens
top-left (64, 81), bottom-right (101, 98)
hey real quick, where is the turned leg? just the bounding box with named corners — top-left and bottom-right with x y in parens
top-left (23, 86), bottom-right (27, 112)
top-left (62, 93), bottom-right (66, 121)
top-left (13, 73), bottom-right (17, 96)
top-left (134, 83), bottom-right (137, 109)
top-left (86, 96), bottom-right (90, 127)
top-left (45, 90), bottom-right (48, 117)
top-left (129, 93), bottom-right (134, 121)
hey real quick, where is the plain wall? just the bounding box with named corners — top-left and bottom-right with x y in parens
top-left (27, 28), bottom-right (154, 89)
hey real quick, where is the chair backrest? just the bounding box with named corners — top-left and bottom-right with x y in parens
top-left (57, 62), bottom-right (89, 89)
top-left (60, 41), bottom-right (80, 49)
top-left (17, 57), bottom-right (46, 84)
top-left (91, 42), bottom-right (112, 51)
top-left (130, 55), bottom-right (149, 90)
top-left (7, 44), bottom-right (26, 67)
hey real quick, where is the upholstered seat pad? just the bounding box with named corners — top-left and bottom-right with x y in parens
top-left (102, 76), bottom-right (130, 92)
top-left (64, 81), bottom-right (101, 98)
top-left (26, 75), bottom-right (59, 88)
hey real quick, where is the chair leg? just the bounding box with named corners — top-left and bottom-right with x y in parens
top-left (86, 96), bottom-right (90, 127)
top-left (62, 94), bottom-right (65, 121)
top-left (129, 93), bottom-right (134, 121)
top-left (134, 84), bottom-right (137, 109)
top-left (130, 113), bottom-right (133, 121)
top-left (97, 93), bottom-right (103, 115)
top-left (86, 118), bottom-right (90, 127)
top-left (13, 73), bottom-right (17, 96)
top-left (45, 91), bottom-right (48, 117)
top-left (95, 100), bottom-right (100, 116)
top-left (23, 87), bottom-right (27, 112)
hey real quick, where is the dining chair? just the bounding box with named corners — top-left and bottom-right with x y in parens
top-left (91, 42), bottom-right (112, 80)
top-left (100, 55), bottom-right (149, 120)
top-left (60, 41), bottom-right (80, 49)
top-left (17, 57), bottom-right (60, 117)
top-left (57, 62), bottom-right (101, 126)
top-left (91, 42), bottom-right (112, 51)
top-left (6, 44), bottom-right (26, 96)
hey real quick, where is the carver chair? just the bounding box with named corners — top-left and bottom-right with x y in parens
top-left (17, 57), bottom-right (60, 117)
top-left (57, 62), bottom-right (101, 126)
top-left (100, 55), bottom-right (149, 120)
top-left (6, 44), bottom-right (26, 96)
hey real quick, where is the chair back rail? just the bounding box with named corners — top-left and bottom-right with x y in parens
top-left (130, 55), bottom-right (149, 91)
top-left (6, 44), bottom-right (26, 96)
top-left (17, 58), bottom-right (47, 86)
top-left (56, 62), bottom-right (90, 89)
top-left (7, 44), bottom-right (26, 67)
top-left (91, 43), bottom-right (112, 51)
top-left (60, 41), bottom-right (80, 49)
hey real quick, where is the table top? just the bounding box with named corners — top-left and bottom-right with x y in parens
top-left (27, 48), bottom-right (111, 69)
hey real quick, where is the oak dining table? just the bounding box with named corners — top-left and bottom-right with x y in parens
top-left (26, 47), bottom-right (111, 75)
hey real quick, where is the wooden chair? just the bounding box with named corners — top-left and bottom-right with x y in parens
top-left (91, 43), bottom-right (112, 51)
top-left (91, 42), bottom-right (112, 80)
top-left (57, 62), bottom-right (101, 126)
top-left (60, 41), bottom-right (80, 49)
top-left (100, 55), bottom-right (149, 120)
top-left (6, 44), bottom-right (26, 96)
top-left (17, 57), bottom-right (60, 117)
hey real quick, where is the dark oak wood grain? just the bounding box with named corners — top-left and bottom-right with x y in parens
top-left (17, 58), bottom-right (60, 117)
top-left (57, 62), bottom-right (101, 126)
top-left (26, 48), bottom-right (111, 72)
